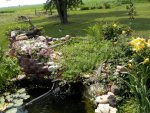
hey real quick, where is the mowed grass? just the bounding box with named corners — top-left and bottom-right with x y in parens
top-left (0, 2), bottom-right (150, 49)
top-left (32, 3), bottom-right (150, 37)
top-left (0, 5), bottom-right (43, 49)
top-left (82, 0), bottom-right (115, 7)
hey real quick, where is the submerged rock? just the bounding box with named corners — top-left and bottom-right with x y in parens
top-left (5, 108), bottom-right (17, 113)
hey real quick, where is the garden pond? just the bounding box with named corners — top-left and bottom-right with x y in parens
top-left (1, 88), bottom-right (94, 113)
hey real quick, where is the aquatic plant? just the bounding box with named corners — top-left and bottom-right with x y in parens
top-left (0, 88), bottom-right (30, 113)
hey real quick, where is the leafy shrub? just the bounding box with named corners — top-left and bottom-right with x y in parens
top-left (103, 2), bottom-right (111, 9)
top-left (97, 6), bottom-right (103, 9)
top-left (86, 23), bottom-right (103, 42)
top-left (90, 6), bottom-right (96, 10)
top-left (80, 6), bottom-right (90, 10)
top-left (5, 24), bottom-right (30, 36)
top-left (0, 10), bottom-right (15, 14)
top-left (0, 48), bottom-right (21, 90)
top-left (118, 0), bottom-right (131, 4)
top-left (87, 23), bottom-right (132, 41)
top-left (102, 23), bottom-right (132, 40)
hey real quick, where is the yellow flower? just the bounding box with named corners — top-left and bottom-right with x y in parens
top-left (113, 24), bottom-right (117, 27)
top-left (128, 63), bottom-right (133, 69)
top-left (129, 37), bottom-right (146, 52)
top-left (142, 58), bottom-right (149, 64)
top-left (147, 39), bottom-right (150, 47)
top-left (122, 30), bottom-right (126, 34)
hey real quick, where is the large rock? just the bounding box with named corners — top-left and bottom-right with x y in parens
top-left (16, 34), bottom-right (28, 41)
top-left (116, 65), bottom-right (127, 74)
top-left (36, 36), bottom-right (47, 42)
top-left (95, 104), bottom-right (110, 113)
top-left (109, 107), bottom-right (117, 113)
top-left (108, 95), bottom-right (116, 107)
top-left (95, 95), bottom-right (109, 104)
top-left (110, 85), bottom-right (120, 95)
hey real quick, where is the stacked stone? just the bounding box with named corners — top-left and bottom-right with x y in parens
top-left (10, 30), bottom-right (70, 77)
top-left (94, 65), bottom-right (128, 113)
top-left (95, 92), bottom-right (117, 113)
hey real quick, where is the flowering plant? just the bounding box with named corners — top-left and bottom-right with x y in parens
top-left (127, 37), bottom-right (150, 113)
top-left (129, 37), bottom-right (150, 65)
top-left (102, 23), bottom-right (132, 40)
top-left (13, 39), bottom-right (53, 62)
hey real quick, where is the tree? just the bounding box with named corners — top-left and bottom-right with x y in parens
top-left (45, 0), bottom-right (83, 24)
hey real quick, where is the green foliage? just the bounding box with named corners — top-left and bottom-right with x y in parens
top-left (102, 22), bottom-right (132, 40)
top-left (80, 6), bottom-right (90, 10)
top-left (0, 48), bottom-right (21, 90)
top-left (117, 0), bottom-right (131, 4)
top-left (103, 2), bottom-right (111, 9)
top-left (86, 23), bottom-right (103, 42)
top-left (109, 39), bottom-right (132, 97)
top-left (127, 37), bottom-right (150, 113)
top-left (97, 6), bottom-right (103, 9)
top-left (80, 5), bottom-right (103, 10)
top-left (90, 6), bottom-right (96, 10)
top-left (5, 24), bottom-right (30, 36)
top-left (118, 98), bottom-right (138, 113)
top-left (0, 88), bottom-right (30, 112)
top-left (59, 37), bottom-right (113, 81)
top-left (126, 1), bottom-right (136, 20)
top-left (46, 0), bottom-right (83, 10)
top-left (0, 10), bottom-right (15, 14)
top-left (87, 22), bottom-right (132, 41)
top-left (128, 64), bottom-right (150, 113)
top-left (43, 1), bottom-right (55, 14)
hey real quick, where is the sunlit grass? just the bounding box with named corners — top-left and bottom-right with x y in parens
top-left (1, 2), bottom-right (150, 50)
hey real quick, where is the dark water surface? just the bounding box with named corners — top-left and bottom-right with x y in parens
top-left (20, 88), bottom-right (94, 113)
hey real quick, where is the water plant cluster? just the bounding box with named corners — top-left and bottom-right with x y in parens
top-left (0, 88), bottom-right (30, 113)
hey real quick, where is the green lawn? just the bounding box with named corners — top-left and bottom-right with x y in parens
top-left (1, 2), bottom-right (150, 49)
top-left (32, 2), bottom-right (150, 37)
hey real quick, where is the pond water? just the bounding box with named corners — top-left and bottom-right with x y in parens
top-left (19, 88), bottom-right (94, 113)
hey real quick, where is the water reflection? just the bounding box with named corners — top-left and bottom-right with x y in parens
top-left (18, 88), bottom-right (94, 113)
top-left (26, 95), bottom-right (87, 113)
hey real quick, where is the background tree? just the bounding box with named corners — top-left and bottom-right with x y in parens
top-left (44, 1), bottom-right (55, 15)
top-left (45, 0), bottom-right (83, 24)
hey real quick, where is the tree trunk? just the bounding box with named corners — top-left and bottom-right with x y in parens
top-left (55, 0), bottom-right (68, 24)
